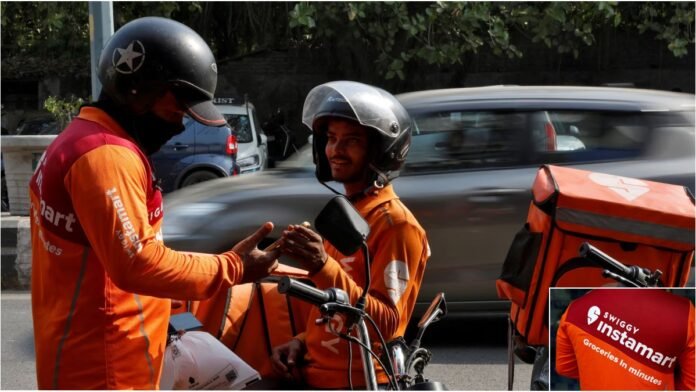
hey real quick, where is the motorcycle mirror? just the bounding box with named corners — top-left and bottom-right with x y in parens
top-left (417, 292), bottom-right (447, 330)
top-left (315, 195), bottom-right (370, 256)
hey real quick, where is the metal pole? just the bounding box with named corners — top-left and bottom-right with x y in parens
top-left (89, 1), bottom-right (114, 102)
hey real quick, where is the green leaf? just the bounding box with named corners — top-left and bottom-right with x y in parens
top-left (348, 6), bottom-right (357, 21)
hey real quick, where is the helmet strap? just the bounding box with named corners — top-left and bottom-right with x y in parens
top-left (369, 164), bottom-right (390, 188)
top-left (319, 180), bottom-right (343, 197)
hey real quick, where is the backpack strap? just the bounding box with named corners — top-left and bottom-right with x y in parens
top-left (217, 287), bottom-right (233, 339)
top-left (257, 281), bottom-right (301, 354)
top-left (231, 284), bottom-right (257, 352)
top-left (286, 294), bottom-right (298, 337)
top-left (255, 283), bottom-right (274, 357)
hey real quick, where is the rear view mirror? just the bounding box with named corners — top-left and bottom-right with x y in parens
top-left (417, 292), bottom-right (447, 330)
top-left (315, 196), bottom-right (370, 256)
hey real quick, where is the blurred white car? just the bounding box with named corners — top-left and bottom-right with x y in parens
top-left (215, 98), bottom-right (268, 173)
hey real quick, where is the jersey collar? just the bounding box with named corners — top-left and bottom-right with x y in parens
top-left (352, 183), bottom-right (399, 213)
top-left (76, 106), bottom-right (133, 141)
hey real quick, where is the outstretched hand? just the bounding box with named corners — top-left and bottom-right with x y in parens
top-left (233, 222), bottom-right (280, 283)
top-left (280, 225), bottom-right (327, 274)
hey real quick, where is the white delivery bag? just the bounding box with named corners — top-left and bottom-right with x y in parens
top-left (160, 331), bottom-right (261, 390)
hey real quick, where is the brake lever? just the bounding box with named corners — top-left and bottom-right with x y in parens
top-left (645, 269), bottom-right (663, 287)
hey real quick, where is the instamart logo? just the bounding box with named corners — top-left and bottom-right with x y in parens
top-left (587, 305), bottom-right (601, 325)
top-left (587, 305), bottom-right (677, 368)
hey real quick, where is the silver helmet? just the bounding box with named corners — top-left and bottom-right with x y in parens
top-left (302, 81), bottom-right (412, 186)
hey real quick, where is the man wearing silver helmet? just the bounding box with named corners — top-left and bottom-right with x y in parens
top-left (270, 81), bottom-right (430, 388)
top-left (29, 17), bottom-right (279, 389)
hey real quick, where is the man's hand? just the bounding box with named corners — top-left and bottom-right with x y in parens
top-left (279, 225), bottom-right (327, 274)
top-left (233, 222), bottom-right (280, 283)
top-left (271, 338), bottom-right (305, 377)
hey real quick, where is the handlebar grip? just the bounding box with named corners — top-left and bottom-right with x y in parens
top-left (579, 242), bottom-right (632, 277)
top-left (278, 276), bottom-right (332, 306)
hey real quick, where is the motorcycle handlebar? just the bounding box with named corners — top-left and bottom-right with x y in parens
top-left (278, 276), bottom-right (339, 306)
top-left (579, 242), bottom-right (633, 277)
top-left (579, 242), bottom-right (658, 287)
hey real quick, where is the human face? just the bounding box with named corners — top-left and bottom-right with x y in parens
top-left (325, 119), bottom-right (370, 194)
top-left (151, 90), bottom-right (186, 125)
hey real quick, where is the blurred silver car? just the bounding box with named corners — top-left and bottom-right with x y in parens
top-left (163, 86), bottom-right (695, 316)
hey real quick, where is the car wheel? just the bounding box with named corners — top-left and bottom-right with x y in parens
top-left (180, 170), bottom-right (220, 189)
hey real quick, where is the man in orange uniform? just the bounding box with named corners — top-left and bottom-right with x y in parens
top-left (555, 289), bottom-right (695, 390)
top-left (270, 81), bottom-right (430, 388)
top-left (29, 17), bottom-right (279, 389)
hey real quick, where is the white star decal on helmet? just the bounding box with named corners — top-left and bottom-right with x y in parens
top-left (112, 40), bottom-right (146, 74)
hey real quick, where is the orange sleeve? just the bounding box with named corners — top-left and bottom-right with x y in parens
top-left (676, 302), bottom-right (695, 391)
top-left (65, 145), bottom-right (243, 299)
top-left (293, 332), bottom-right (307, 343)
top-left (555, 308), bottom-right (579, 380)
top-left (311, 220), bottom-right (427, 339)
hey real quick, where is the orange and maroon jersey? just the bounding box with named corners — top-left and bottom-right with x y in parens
top-left (555, 289), bottom-right (695, 390)
top-left (299, 185), bottom-right (430, 388)
top-left (30, 107), bottom-right (245, 389)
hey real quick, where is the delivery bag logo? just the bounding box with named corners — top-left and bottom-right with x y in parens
top-left (588, 173), bottom-right (649, 202)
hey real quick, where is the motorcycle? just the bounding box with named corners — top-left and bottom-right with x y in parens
top-left (278, 195), bottom-right (448, 390)
top-left (164, 195), bottom-right (447, 390)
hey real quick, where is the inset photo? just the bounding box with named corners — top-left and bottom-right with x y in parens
top-left (549, 288), bottom-right (695, 391)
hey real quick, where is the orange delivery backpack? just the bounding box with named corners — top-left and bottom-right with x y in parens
top-left (496, 165), bottom-right (694, 348)
top-left (180, 266), bottom-right (313, 379)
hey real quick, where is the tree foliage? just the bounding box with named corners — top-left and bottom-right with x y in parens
top-left (187, 2), bottom-right (295, 59)
top-left (1, 2), bottom-right (90, 78)
top-left (0, 2), bottom-right (199, 79)
top-left (43, 95), bottom-right (84, 129)
top-left (288, 2), bottom-right (694, 79)
top-left (1, 1), bottom-right (693, 82)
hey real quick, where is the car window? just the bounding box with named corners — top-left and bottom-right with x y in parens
top-left (405, 110), bottom-right (526, 173)
top-left (168, 116), bottom-right (197, 145)
top-left (224, 114), bottom-right (253, 143)
top-left (533, 111), bottom-right (651, 163)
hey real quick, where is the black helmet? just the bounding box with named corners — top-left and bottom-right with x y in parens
top-left (302, 81), bottom-right (412, 187)
top-left (98, 17), bottom-right (225, 126)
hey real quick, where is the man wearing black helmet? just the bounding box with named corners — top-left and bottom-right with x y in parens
top-left (29, 17), bottom-right (279, 389)
top-left (270, 81), bottom-right (430, 388)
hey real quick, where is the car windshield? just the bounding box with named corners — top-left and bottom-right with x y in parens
top-left (223, 114), bottom-right (252, 143)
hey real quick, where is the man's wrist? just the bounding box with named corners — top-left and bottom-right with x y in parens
top-left (308, 256), bottom-right (328, 275)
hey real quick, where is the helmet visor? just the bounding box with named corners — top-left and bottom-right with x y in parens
top-left (184, 100), bottom-right (226, 127)
top-left (302, 81), bottom-right (411, 137)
